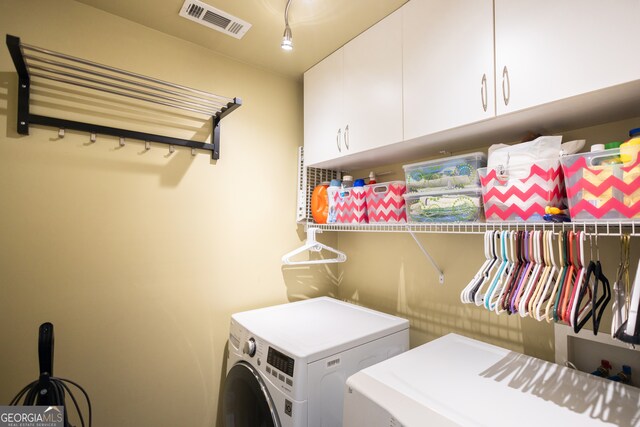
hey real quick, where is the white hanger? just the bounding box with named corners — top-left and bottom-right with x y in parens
top-left (534, 231), bottom-right (557, 321)
top-left (491, 230), bottom-right (516, 314)
top-left (461, 230), bottom-right (494, 304)
top-left (281, 227), bottom-right (347, 265)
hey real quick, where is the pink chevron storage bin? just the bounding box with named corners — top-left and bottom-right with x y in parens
top-left (560, 146), bottom-right (640, 220)
top-left (335, 187), bottom-right (368, 223)
top-left (365, 181), bottom-right (407, 223)
top-left (478, 160), bottom-right (566, 222)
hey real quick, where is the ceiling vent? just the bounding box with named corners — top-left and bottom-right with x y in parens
top-left (179, 0), bottom-right (251, 39)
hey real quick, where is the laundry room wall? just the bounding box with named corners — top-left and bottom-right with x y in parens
top-left (338, 116), bottom-right (640, 362)
top-left (0, 1), bottom-right (315, 426)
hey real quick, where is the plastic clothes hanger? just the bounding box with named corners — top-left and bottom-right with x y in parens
top-left (519, 231), bottom-right (545, 317)
top-left (558, 231), bottom-right (578, 323)
top-left (460, 231), bottom-right (488, 303)
top-left (590, 235), bottom-right (611, 335)
top-left (461, 231), bottom-right (494, 304)
top-left (612, 235), bottom-right (631, 338)
top-left (281, 228), bottom-right (347, 265)
top-left (566, 231), bottom-right (588, 327)
top-left (510, 231), bottom-right (534, 314)
top-left (471, 231), bottom-right (500, 305)
top-left (548, 231), bottom-right (568, 323)
top-left (483, 231), bottom-right (509, 311)
top-left (535, 231), bottom-right (558, 321)
top-left (498, 231), bottom-right (524, 314)
top-left (571, 232), bottom-right (594, 333)
top-left (493, 231), bottom-right (518, 314)
top-left (529, 230), bottom-right (551, 318)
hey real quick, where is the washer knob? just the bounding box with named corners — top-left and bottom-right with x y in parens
top-left (243, 338), bottom-right (256, 357)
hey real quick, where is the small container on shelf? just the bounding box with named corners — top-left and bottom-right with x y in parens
top-left (478, 159), bottom-right (566, 222)
top-left (403, 152), bottom-right (486, 194)
top-left (403, 189), bottom-right (483, 223)
top-left (560, 144), bottom-right (640, 221)
top-left (365, 181), bottom-right (407, 224)
top-left (336, 179), bottom-right (368, 224)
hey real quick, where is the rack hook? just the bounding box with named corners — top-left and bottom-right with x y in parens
top-left (90, 133), bottom-right (96, 143)
top-left (58, 128), bottom-right (65, 138)
top-left (119, 137), bottom-right (125, 147)
top-left (169, 145), bottom-right (175, 154)
top-left (191, 148), bottom-right (196, 156)
top-left (144, 141), bottom-right (150, 151)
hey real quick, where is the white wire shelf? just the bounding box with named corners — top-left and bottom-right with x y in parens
top-left (305, 221), bottom-right (640, 237)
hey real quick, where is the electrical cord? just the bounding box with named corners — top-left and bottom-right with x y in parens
top-left (8, 323), bottom-right (92, 427)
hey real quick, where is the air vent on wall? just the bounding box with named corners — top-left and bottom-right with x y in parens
top-left (179, 0), bottom-right (251, 39)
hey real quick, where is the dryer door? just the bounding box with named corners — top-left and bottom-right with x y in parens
top-left (223, 361), bottom-right (281, 427)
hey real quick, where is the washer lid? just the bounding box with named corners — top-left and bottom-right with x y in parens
top-left (232, 297), bottom-right (408, 362)
top-left (345, 334), bottom-right (640, 426)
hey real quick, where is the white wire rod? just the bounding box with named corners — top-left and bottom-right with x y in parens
top-left (307, 221), bottom-right (640, 236)
top-left (28, 64), bottom-right (224, 114)
top-left (21, 42), bottom-right (233, 103)
top-left (24, 54), bottom-right (228, 109)
top-left (29, 72), bottom-right (215, 116)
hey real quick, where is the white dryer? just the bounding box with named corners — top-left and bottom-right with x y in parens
top-left (222, 297), bottom-right (409, 427)
top-left (343, 333), bottom-right (640, 427)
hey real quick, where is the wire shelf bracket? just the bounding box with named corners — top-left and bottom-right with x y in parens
top-left (408, 229), bottom-right (445, 284)
top-left (6, 34), bottom-right (241, 160)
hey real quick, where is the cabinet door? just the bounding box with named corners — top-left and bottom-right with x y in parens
top-left (343, 9), bottom-right (403, 155)
top-left (304, 49), bottom-right (344, 166)
top-left (495, 0), bottom-right (640, 115)
top-left (403, 0), bottom-right (495, 141)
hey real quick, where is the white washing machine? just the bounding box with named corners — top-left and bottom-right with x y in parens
top-left (343, 333), bottom-right (640, 427)
top-left (222, 297), bottom-right (409, 427)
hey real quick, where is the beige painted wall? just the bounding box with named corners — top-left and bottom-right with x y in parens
top-left (338, 116), bottom-right (640, 362)
top-left (1, 1), bottom-right (638, 425)
top-left (0, 1), bottom-right (314, 426)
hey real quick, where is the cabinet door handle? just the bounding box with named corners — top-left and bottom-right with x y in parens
top-left (481, 73), bottom-right (488, 112)
top-left (336, 128), bottom-right (342, 152)
top-left (344, 125), bottom-right (350, 150)
top-left (502, 66), bottom-right (510, 106)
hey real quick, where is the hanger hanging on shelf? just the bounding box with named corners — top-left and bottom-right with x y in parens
top-left (530, 231), bottom-right (549, 318)
top-left (571, 232), bottom-right (593, 332)
top-left (547, 231), bottom-right (568, 323)
top-left (612, 235), bottom-right (631, 338)
top-left (590, 235), bottom-right (611, 335)
top-left (483, 231), bottom-right (508, 311)
top-left (492, 230), bottom-right (517, 314)
top-left (281, 227), bottom-right (347, 265)
top-left (519, 230), bottom-right (544, 317)
top-left (534, 231), bottom-right (558, 321)
top-left (461, 230), bottom-right (494, 304)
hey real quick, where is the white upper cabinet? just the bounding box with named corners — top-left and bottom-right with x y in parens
top-left (304, 10), bottom-right (403, 167)
top-left (403, 0), bottom-right (495, 141)
top-left (303, 49), bottom-right (344, 167)
top-left (495, 0), bottom-right (640, 115)
top-left (343, 9), bottom-right (403, 155)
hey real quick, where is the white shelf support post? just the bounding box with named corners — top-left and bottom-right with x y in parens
top-left (408, 229), bottom-right (445, 284)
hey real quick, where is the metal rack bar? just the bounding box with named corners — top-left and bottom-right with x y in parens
top-left (307, 221), bottom-right (640, 237)
top-left (6, 34), bottom-right (241, 160)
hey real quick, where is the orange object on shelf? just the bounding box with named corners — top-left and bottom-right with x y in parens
top-left (311, 182), bottom-right (329, 224)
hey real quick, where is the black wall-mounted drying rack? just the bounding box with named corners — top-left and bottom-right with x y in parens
top-left (5, 34), bottom-right (241, 160)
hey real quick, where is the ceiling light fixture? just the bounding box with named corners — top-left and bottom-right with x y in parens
top-left (281, 0), bottom-right (293, 51)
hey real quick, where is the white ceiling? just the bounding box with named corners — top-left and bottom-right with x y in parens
top-left (74, 0), bottom-right (407, 79)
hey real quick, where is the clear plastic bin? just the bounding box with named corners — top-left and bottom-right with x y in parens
top-left (560, 145), bottom-right (640, 220)
top-left (365, 181), bottom-right (406, 223)
top-left (403, 189), bottom-right (483, 223)
top-left (403, 152), bottom-right (486, 194)
top-left (478, 159), bottom-right (566, 222)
